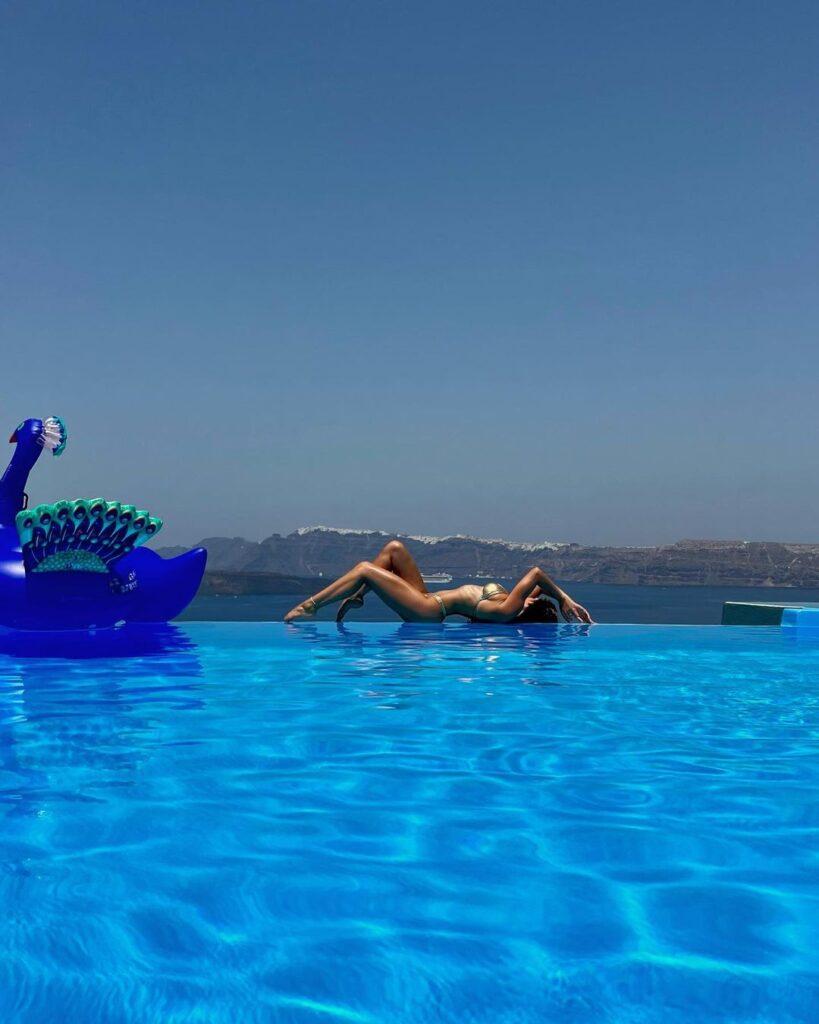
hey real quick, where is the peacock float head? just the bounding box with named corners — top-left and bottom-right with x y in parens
top-left (9, 416), bottom-right (68, 458)
top-left (0, 416), bottom-right (69, 526)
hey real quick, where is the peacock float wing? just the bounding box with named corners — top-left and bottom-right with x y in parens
top-left (15, 499), bottom-right (164, 574)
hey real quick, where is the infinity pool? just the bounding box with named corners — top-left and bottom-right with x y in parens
top-left (1, 622), bottom-right (817, 1022)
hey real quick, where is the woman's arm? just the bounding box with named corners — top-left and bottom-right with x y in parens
top-left (482, 567), bottom-right (593, 623)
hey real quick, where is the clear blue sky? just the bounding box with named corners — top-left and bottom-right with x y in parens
top-left (2, 1), bottom-right (817, 546)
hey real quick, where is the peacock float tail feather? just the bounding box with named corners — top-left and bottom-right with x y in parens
top-left (15, 499), bottom-right (163, 574)
top-left (87, 501), bottom-right (126, 556)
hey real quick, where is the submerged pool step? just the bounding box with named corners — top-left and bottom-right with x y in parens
top-left (722, 601), bottom-right (819, 627)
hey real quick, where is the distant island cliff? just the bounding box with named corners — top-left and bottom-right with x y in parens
top-left (160, 526), bottom-right (819, 593)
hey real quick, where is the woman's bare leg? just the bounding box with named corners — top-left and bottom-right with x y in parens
top-left (285, 561), bottom-right (440, 623)
top-left (377, 539), bottom-right (428, 592)
top-left (337, 539), bottom-right (427, 621)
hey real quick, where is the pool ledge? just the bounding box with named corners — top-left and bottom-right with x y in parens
top-left (722, 600), bottom-right (819, 627)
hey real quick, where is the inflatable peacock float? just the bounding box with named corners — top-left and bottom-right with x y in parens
top-left (0, 416), bottom-right (206, 630)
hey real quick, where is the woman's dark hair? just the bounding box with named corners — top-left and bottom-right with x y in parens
top-left (515, 596), bottom-right (559, 623)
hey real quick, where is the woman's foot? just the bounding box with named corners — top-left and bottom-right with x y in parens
top-left (336, 587), bottom-right (366, 623)
top-left (284, 598), bottom-right (318, 622)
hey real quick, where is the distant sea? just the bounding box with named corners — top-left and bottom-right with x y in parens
top-left (180, 581), bottom-right (819, 626)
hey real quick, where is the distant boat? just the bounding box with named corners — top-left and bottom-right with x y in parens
top-left (421, 572), bottom-right (453, 584)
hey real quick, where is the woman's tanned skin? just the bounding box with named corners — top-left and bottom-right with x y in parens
top-left (284, 539), bottom-right (592, 624)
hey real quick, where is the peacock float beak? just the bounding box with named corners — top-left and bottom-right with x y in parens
top-left (8, 431), bottom-right (17, 443)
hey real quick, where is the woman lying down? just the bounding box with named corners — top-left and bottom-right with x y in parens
top-left (284, 539), bottom-right (593, 624)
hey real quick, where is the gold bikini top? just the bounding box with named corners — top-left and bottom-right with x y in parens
top-left (474, 582), bottom-right (507, 613)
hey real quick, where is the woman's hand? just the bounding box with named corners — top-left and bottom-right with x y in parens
top-left (559, 596), bottom-right (593, 623)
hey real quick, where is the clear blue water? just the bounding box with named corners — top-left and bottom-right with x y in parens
top-left (1, 621), bottom-right (818, 1023)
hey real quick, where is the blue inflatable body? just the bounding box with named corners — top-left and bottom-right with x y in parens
top-left (0, 417), bottom-right (206, 631)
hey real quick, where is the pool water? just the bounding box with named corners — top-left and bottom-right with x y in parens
top-left (1, 622), bottom-right (817, 1023)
